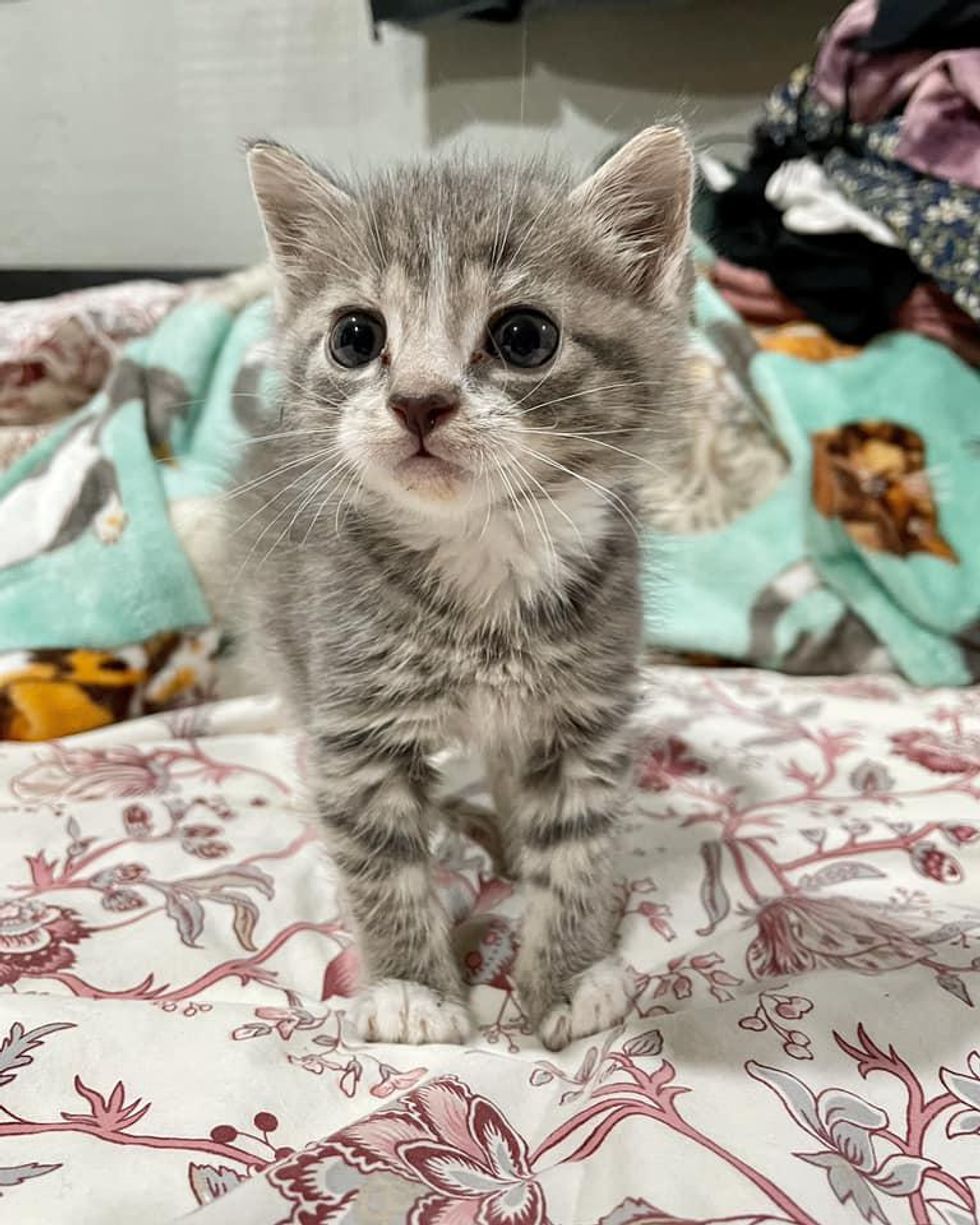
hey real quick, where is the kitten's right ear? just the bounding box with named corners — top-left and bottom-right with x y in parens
top-left (571, 125), bottom-right (693, 304)
top-left (246, 141), bottom-right (352, 291)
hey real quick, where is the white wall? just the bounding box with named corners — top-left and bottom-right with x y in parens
top-left (0, 0), bottom-right (839, 268)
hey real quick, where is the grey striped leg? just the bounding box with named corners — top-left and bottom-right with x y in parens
top-left (506, 732), bottom-right (631, 1050)
top-left (314, 738), bottom-right (470, 1044)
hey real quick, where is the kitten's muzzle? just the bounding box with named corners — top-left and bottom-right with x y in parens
top-left (389, 391), bottom-right (459, 449)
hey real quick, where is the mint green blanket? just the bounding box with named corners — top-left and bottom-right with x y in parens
top-left (2, 270), bottom-right (979, 686)
top-left (645, 276), bottom-right (980, 686)
top-left (0, 287), bottom-right (271, 653)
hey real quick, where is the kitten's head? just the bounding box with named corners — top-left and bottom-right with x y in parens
top-left (247, 129), bottom-right (693, 526)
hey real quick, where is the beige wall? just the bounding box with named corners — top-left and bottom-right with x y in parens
top-left (0, 0), bottom-right (839, 268)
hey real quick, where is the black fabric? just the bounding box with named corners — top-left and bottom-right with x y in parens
top-left (0, 269), bottom-right (228, 303)
top-left (766, 232), bottom-right (920, 345)
top-left (708, 152), bottom-right (921, 345)
top-left (857, 0), bottom-right (980, 53)
top-left (707, 137), bottom-right (790, 269)
top-left (370, 0), bottom-right (525, 21)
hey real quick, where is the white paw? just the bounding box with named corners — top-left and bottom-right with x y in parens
top-left (539, 958), bottom-right (630, 1052)
top-left (352, 979), bottom-right (471, 1045)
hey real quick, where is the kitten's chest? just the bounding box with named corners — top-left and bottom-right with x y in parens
top-left (425, 517), bottom-right (566, 615)
top-left (434, 607), bottom-right (578, 749)
top-left (408, 486), bottom-right (611, 615)
top-left (454, 649), bottom-right (553, 749)
top-left (342, 495), bottom-right (627, 740)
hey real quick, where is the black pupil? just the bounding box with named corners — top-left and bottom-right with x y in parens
top-left (493, 312), bottom-right (557, 367)
top-left (331, 314), bottom-right (382, 366)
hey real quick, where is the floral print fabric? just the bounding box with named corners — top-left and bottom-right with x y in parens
top-left (0, 279), bottom-right (186, 428)
top-left (1, 668), bottom-right (980, 1223)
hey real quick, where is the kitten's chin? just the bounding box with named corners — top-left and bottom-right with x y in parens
top-left (390, 455), bottom-right (469, 505)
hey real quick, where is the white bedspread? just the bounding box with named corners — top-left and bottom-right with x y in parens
top-left (0, 667), bottom-right (978, 1225)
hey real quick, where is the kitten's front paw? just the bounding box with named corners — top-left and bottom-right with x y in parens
top-left (352, 979), bottom-right (471, 1045)
top-left (537, 958), bottom-right (630, 1052)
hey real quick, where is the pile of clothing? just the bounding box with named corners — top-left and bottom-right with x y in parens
top-left (704, 0), bottom-right (980, 366)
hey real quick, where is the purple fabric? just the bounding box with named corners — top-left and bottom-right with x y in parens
top-left (896, 52), bottom-right (980, 190)
top-left (812, 0), bottom-right (928, 123)
top-left (812, 0), bottom-right (980, 189)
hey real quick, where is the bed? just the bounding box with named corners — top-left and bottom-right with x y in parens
top-left (0, 664), bottom-right (977, 1224)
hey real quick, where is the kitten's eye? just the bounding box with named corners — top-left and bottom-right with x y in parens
top-left (487, 309), bottom-right (559, 369)
top-left (328, 312), bottom-right (386, 368)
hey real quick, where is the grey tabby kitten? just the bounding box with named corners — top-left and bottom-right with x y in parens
top-left (234, 127), bottom-right (693, 1049)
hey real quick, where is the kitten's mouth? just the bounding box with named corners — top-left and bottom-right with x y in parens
top-left (393, 452), bottom-right (465, 499)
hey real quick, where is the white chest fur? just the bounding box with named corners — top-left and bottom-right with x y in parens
top-left (406, 483), bottom-right (611, 615)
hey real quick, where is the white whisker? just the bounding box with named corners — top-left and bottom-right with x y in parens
top-left (502, 456), bottom-right (559, 570)
top-left (513, 443), bottom-right (640, 536)
top-left (220, 444), bottom-right (342, 500)
top-left (514, 427), bottom-right (673, 476)
top-left (506, 452), bottom-right (584, 554)
top-left (515, 379), bottom-right (667, 418)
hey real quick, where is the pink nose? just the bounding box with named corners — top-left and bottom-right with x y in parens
top-left (388, 392), bottom-right (459, 440)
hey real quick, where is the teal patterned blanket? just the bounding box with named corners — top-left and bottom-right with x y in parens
top-left (3, 262), bottom-right (980, 715)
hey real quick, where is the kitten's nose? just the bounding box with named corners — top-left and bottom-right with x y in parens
top-left (388, 391), bottom-right (459, 441)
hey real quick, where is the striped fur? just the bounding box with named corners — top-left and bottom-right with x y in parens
top-left (230, 129), bottom-right (694, 1047)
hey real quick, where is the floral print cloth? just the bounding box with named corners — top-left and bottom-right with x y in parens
top-left (1, 666), bottom-right (980, 1224)
top-left (0, 280), bottom-right (187, 428)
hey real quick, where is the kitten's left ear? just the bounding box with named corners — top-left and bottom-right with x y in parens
top-left (572, 125), bottom-right (694, 303)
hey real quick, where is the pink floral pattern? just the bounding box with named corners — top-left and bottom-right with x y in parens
top-left (0, 279), bottom-right (186, 426)
top-left (0, 901), bottom-right (88, 985)
top-left (270, 1078), bottom-right (545, 1224)
top-left (890, 728), bottom-right (980, 775)
top-left (1, 668), bottom-right (980, 1223)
